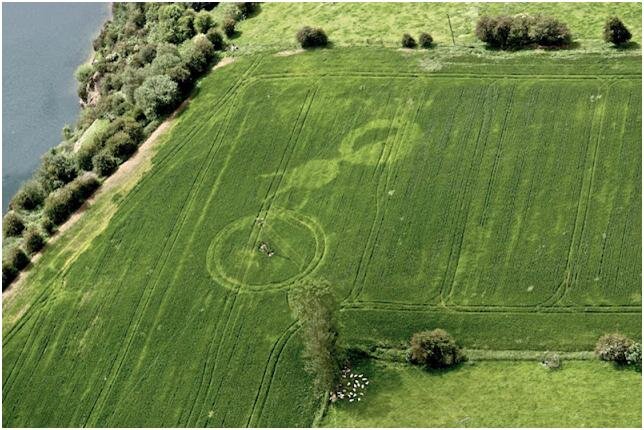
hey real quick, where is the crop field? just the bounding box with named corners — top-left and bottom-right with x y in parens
top-left (2, 48), bottom-right (641, 426)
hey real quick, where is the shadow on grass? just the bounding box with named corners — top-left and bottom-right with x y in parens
top-left (613, 40), bottom-right (640, 50)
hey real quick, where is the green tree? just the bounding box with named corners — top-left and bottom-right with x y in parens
top-left (134, 75), bottom-right (179, 120)
top-left (180, 34), bottom-right (216, 76)
top-left (604, 16), bottom-right (632, 46)
top-left (3, 211), bottom-right (25, 237)
top-left (289, 280), bottom-right (340, 397)
top-left (194, 10), bottom-right (213, 33)
top-left (38, 151), bottom-right (79, 192)
top-left (10, 180), bottom-right (45, 211)
top-left (408, 329), bottom-right (466, 369)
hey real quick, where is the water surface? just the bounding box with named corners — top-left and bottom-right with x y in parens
top-left (2, 2), bottom-right (110, 211)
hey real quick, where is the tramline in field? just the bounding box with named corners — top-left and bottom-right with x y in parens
top-left (2, 48), bottom-right (641, 427)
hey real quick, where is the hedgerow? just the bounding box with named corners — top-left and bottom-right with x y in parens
top-left (4, 2), bottom-right (243, 278)
top-left (476, 14), bottom-right (572, 49)
top-left (43, 173), bottom-right (101, 225)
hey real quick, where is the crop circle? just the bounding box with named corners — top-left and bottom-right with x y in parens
top-left (207, 209), bottom-right (325, 291)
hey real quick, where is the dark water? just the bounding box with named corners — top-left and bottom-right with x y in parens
top-left (2, 2), bottom-right (110, 212)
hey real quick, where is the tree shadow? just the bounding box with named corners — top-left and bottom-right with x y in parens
top-left (613, 41), bottom-right (640, 50)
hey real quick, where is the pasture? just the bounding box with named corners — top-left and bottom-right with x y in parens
top-left (2, 47), bottom-right (641, 427)
top-left (215, 2), bottom-right (642, 54)
top-left (322, 360), bottom-right (643, 427)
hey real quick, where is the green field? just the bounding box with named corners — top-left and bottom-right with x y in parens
top-left (215, 2), bottom-right (642, 54)
top-left (323, 360), bottom-right (642, 427)
top-left (3, 34), bottom-right (642, 428)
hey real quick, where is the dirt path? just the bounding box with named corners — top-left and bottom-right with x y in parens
top-left (2, 100), bottom-right (189, 300)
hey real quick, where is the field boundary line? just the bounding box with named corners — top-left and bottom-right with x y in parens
top-left (341, 300), bottom-right (640, 314)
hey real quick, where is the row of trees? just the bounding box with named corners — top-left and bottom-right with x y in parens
top-left (3, 3), bottom-right (261, 288)
top-left (476, 14), bottom-right (632, 50)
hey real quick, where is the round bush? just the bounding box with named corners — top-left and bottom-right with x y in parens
top-left (93, 151), bottom-right (120, 177)
top-left (206, 29), bottom-right (225, 51)
top-left (38, 151), bottom-right (79, 193)
top-left (10, 180), bottom-right (45, 211)
top-left (43, 173), bottom-right (100, 225)
top-left (401, 33), bottom-right (417, 48)
top-left (603, 16), bottom-right (632, 46)
top-left (106, 131), bottom-right (137, 161)
top-left (76, 136), bottom-right (103, 171)
top-left (4, 247), bottom-right (30, 272)
top-left (408, 329), bottom-right (466, 369)
top-left (296, 26), bottom-right (328, 49)
top-left (595, 333), bottom-right (633, 364)
top-left (3, 211), bottom-right (25, 237)
top-left (194, 10), bottom-right (214, 34)
top-left (2, 260), bottom-right (19, 289)
top-left (23, 227), bottom-right (45, 255)
top-left (222, 17), bottom-right (237, 37)
top-left (41, 217), bottom-right (56, 235)
top-left (419, 32), bottom-right (433, 48)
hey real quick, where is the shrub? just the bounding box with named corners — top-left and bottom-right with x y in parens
top-left (74, 63), bottom-right (94, 84)
top-left (187, 3), bottom-right (219, 12)
top-left (296, 26), bottom-right (328, 49)
top-left (531, 15), bottom-right (572, 47)
top-left (408, 329), bottom-right (466, 368)
top-left (418, 32), bottom-right (433, 48)
top-left (206, 29), bottom-right (225, 50)
top-left (77, 136), bottom-right (104, 171)
top-left (3, 211), bottom-right (25, 237)
top-left (595, 333), bottom-right (633, 364)
top-left (38, 151), bottom-right (79, 192)
top-left (41, 217), bottom-right (56, 235)
top-left (93, 150), bottom-right (120, 177)
top-left (4, 246), bottom-right (30, 272)
top-left (180, 34), bottom-right (216, 76)
top-left (401, 33), bottom-right (417, 48)
top-left (2, 247), bottom-right (30, 288)
top-left (23, 227), bottom-right (45, 255)
top-left (222, 17), bottom-right (237, 37)
top-left (476, 14), bottom-right (571, 49)
top-left (194, 10), bottom-right (214, 33)
top-left (134, 75), bottom-right (180, 120)
top-left (626, 342), bottom-right (641, 370)
top-left (133, 44), bottom-right (157, 67)
top-left (43, 173), bottom-right (100, 225)
top-left (105, 131), bottom-right (137, 161)
top-left (10, 180), bottom-right (45, 211)
top-left (236, 2), bottom-right (259, 19)
top-left (2, 260), bottom-right (18, 288)
top-left (603, 16), bottom-right (632, 46)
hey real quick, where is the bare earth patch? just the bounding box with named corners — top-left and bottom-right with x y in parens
top-left (2, 99), bottom-right (189, 300)
top-left (213, 56), bottom-right (236, 70)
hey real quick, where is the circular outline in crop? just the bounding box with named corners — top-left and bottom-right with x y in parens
top-left (206, 209), bottom-right (325, 291)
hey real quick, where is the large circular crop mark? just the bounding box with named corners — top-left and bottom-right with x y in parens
top-left (207, 209), bottom-right (325, 291)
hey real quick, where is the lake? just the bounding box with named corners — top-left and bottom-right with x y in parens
top-left (2, 2), bottom-right (110, 212)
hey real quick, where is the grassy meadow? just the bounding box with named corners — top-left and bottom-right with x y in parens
top-left (2, 2), bottom-right (642, 427)
top-left (322, 360), bottom-right (642, 427)
top-left (213, 2), bottom-right (642, 54)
